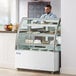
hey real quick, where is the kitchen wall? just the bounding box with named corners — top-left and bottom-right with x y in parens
top-left (0, 0), bottom-right (9, 25)
top-left (61, 0), bottom-right (76, 75)
top-left (51, 0), bottom-right (61, 18)
top-left (10, 0), bottom-right (18, 24)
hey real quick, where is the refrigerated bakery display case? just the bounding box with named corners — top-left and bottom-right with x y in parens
top-left (15, 17), bottom-right (61, 73)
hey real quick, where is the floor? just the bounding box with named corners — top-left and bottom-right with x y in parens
top-left (0, 68), bottom-right (75, 76)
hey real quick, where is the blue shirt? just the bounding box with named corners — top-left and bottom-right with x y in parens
top-left (40, 13), bottom-right (57, 19)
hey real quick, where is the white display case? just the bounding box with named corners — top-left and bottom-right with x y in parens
top-left (15, 18), bottom-right (61, 72)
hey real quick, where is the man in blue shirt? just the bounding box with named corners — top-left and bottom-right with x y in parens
top-left (40, 5), bottom-right (57, 19)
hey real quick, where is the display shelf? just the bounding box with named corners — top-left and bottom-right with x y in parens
top-left (15, 18), bottom-right (61, 72)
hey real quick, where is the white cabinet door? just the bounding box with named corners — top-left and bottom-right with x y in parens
top-left (0, 33), bottom-right (16, 69)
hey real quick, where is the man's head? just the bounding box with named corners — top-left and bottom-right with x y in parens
top-left (44, 5), bottom-right (52, 14)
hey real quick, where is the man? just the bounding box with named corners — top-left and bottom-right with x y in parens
top-left (40, 5), bottom-right (57, 19)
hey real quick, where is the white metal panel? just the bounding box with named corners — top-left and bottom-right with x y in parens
top-left (15, 50), bottom-right (59, 71)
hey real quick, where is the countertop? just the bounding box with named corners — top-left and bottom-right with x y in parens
top-left (0, 30), bottom-right (17, 33)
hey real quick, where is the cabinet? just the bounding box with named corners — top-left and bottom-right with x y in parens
top-left (0, 33), bottom-right (16, 69)
top-left (15, 18), bottom-right (61, 72)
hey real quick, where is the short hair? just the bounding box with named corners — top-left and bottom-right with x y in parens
top-left (45, 5), bottom-right (52, 9)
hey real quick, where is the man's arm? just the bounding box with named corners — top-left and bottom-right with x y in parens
top-left (40, 14), bottom-right (46, 19)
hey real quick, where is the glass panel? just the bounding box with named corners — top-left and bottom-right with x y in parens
top-left (16, 18), bottom-right (61, 51)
